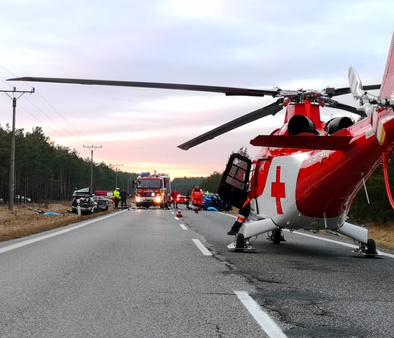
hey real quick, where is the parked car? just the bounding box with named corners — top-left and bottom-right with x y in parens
top-left (16, 195), bottom-right (32, 203)
top-left (176, 195), bottom-right (189, 205)
top-left (201, 193), bottom-right (232, 211)
top-left (93, 195), bottom-right (110, 211)
top-left (70, 188), bottom-right (96, 214)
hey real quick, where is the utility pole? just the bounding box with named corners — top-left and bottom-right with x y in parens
top-left (1, 87), bottom-right (35, 211)
top-left (83, 145), bottom-right (102, 193)
top-left (112, 164), bottom-right (123, 187)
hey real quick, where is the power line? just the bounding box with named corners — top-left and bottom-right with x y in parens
top-left (0, 65), bottom-right (118, 165)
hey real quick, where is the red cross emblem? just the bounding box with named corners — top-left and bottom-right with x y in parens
top-left (271, 166), bottom-right (286, 214)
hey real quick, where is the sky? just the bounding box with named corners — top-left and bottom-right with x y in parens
top-left (0, 0), bottom-right (393, 178)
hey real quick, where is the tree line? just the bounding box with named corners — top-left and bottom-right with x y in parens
top-left (349, 162), bottom-right (394, 223)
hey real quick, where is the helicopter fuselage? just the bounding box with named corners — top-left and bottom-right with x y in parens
top-left (249, 103), bottom-right (394, 232)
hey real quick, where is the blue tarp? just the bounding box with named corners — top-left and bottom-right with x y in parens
top-left (44, 212), bottom-right (61, 216)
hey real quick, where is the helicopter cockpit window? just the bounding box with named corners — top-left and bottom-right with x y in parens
top-left (218, 153), bottom-right (252, 209)
top-left (225, 156), bottom-right (250, 190)
top-left (233, 157), bottom-right (249, 170)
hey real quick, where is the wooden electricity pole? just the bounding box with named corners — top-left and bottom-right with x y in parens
top-left (83, 144), bottom-right (102, 193)
top-left (113, 164), bottom-right (123, 187)
top-left (1, 87), bottom-right (35, 211)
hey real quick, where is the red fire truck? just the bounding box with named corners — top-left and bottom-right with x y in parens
top-left (134, 172), bottom-right (171, 209)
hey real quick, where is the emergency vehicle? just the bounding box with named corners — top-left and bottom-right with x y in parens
top-left (134, 172), bottom-right (171, 208)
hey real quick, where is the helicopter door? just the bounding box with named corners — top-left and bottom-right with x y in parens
top-left (218, 153), bottom-right (252, 209)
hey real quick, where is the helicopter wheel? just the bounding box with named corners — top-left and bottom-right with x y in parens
top-left (365, 238), bottom-right (377, 257)
top-left (235, 233), bottom-right (245, 252)
top-left (273, 229), bottom-right (282, 244)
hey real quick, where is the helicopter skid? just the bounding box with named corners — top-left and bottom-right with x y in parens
top-left (242, 218), bottom-right (278, 238)
top-left (352, 249), bottom-right (379, 257)
top-left (352, 238), bottom-right (378, 257)
top-left (227, 233), bottom-right (256, 252)
top-left (227, 241), bottom-right (255, 252)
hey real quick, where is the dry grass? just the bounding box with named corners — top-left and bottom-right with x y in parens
top-left (1, 203), bottom-right (393, 251)
top-left (365, 223), bottom-right (394, 251)
top-left (0, 202), bottom-right (112, 242)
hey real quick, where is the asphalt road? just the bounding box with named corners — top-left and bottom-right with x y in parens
top-left (1, 206), bottom-right (393, 337)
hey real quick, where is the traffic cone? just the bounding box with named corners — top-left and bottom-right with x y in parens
top-left (176, 210), bottom-right (182, 218)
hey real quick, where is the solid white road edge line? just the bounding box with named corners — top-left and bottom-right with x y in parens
top-left (192, 239), bottom-right (212, 256)
top-left (0, 211), bottom-right (126, 255)
top-left (235, 291), bottom-right (287, 338)
top-left (217, 212), bottom-right (236, 218)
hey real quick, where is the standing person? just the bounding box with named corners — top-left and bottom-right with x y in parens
top-left (120, 189), bottom-right (129, 208)
top-left (185, 189), bottom-right (191, 210)
top-left (190, 186), bottom-right (204, 213)
top-left (113, 188), bottom-right (121, 209)
top-left (171, 189), bottom-right (179, 208)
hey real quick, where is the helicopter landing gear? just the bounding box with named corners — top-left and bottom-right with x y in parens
top-left (227, 233), bottom-right (255, 252)
top-left (268, 228), bottom-right (285, 244)
top-left (353, 238), bottom-right (378, 257)
top-left (235, 233), bottom-right (245, 252)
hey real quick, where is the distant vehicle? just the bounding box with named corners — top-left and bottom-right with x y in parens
top-left (201, 193), bottom-right (232, 211)
top-left (71, 188), bottom-right (96, 214)
top-left (176, 195), bottom-right (188, 205)
top-left (16, 195), bottom-right (31, 203)
top-left (134, 172), bottom-right (171, 208)
top-left (93, 195), bottom-right (110, 211)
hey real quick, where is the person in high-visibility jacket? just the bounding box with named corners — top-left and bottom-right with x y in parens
top-left (113, 188), bottom-right (121, 209)
top-left (190, 186), bottom-right (204, 213)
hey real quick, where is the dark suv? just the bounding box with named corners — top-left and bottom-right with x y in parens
top-left (201, 193), bottom-right (232, 211)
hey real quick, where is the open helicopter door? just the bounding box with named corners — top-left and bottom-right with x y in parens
top-left (218, 153), bottom-right (251, 209)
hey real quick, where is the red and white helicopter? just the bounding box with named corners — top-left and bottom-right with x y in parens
top-left (9, 34), bottom-right (394, 257)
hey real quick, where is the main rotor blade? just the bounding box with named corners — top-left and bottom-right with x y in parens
top-left (331, 84), bottom-right (380, 97)
top-left (178, 99), bottom-right (283, 150)
top-left (327, 101), bottom-right (367, 118)
top-left (7, 76), bottom-right (279, 97)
